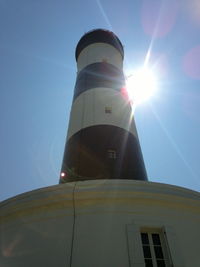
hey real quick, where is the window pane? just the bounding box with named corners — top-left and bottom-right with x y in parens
top-left (145, 259), bottom-right (153, 267)
top-left (141, 233), bottom-right (149, 244)
top-left (105, 107), bottom-right (112, 113)
top-left (156, 259), bottom-right (166, 267)
top-left (142, 245), bottom-right (151, 258)
top-left (152, 233), bottom-right (161, 245)
top-left (107, 150), bottom-right (116, 159)
top-left (154, 246), bottom-right (164, 259)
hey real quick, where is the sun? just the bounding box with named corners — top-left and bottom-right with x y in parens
top-left (126, 67), bottom-right (158, 106)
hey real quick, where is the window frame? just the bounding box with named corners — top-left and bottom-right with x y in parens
top-left (105, 106), bottom-right (112, 114)
top-left (140, 229), bottom-right (171, 267)
top-left (126, 222), bottom-right (183, 267)
top-left (107, 149), bottom-right (117, 159)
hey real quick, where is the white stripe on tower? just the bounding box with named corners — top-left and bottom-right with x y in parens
top-left (77, 43), bottom-right (123, 72)
top-left (60, 29), bottom-right (147, 183)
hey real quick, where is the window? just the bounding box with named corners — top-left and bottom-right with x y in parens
top-left (141, 230), bottom-right (171, 267)
top-left (107, 149), bottom-right (116, 159)
top-left (126, 223), bottom-right (181, 267)
top-left (105, 106), bottom-right (112, 114)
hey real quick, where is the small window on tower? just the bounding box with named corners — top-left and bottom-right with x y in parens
top-left (105, 107), bottom-right (112, 114)
top-left (108, 149), bottom-right (116, 159)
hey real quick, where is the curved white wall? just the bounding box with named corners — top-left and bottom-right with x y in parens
top-left (1, 181), bottom-right (199, 267)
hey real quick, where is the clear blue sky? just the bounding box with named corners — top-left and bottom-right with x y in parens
top-left (1, 0), bottom-right (200, 201)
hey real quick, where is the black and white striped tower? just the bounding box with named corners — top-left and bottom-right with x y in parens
top-left (60, 29), bottom-right (147, 183)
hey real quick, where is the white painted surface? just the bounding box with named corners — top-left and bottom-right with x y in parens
top-left (67, 87), bottom-right (137, 140)
top-left (0, 185), bottom-right (75, 267)
top-left (77, 43), bottom-right (123, 72)
top-left (0, 180), bottom-right (200, 267)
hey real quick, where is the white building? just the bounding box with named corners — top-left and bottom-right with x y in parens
top-left (0, 180), bottom-right (200, 266)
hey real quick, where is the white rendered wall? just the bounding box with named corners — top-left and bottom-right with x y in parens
top-left (0, 180), bottom-right (200, 267)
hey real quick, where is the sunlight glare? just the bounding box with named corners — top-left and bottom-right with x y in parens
top-left (126, 68), bottom-right (158, 105)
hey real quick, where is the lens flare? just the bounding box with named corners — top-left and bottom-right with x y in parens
top-left (126, 68), bottom-right (158, 105)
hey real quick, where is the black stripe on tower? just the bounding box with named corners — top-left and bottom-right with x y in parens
top-left (60, 125), bottom-right (147, 183)
top-left (73, 62), bottom-right (125, 102)
top-left (75, 29), bottom-right (124, 61)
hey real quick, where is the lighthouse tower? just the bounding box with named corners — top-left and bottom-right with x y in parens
top-left (1, 29), bottom-right (200, 267)
top-left (60, 29), bottom-right (147, 183)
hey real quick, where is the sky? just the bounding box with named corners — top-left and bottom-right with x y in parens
top-left (1, 0), bottom-right (200, 201)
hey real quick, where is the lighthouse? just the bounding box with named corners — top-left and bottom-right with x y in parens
top-left (0, 29), bottom-right (200, 267)
top-left (60, 29), bottom-right (147, 183)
